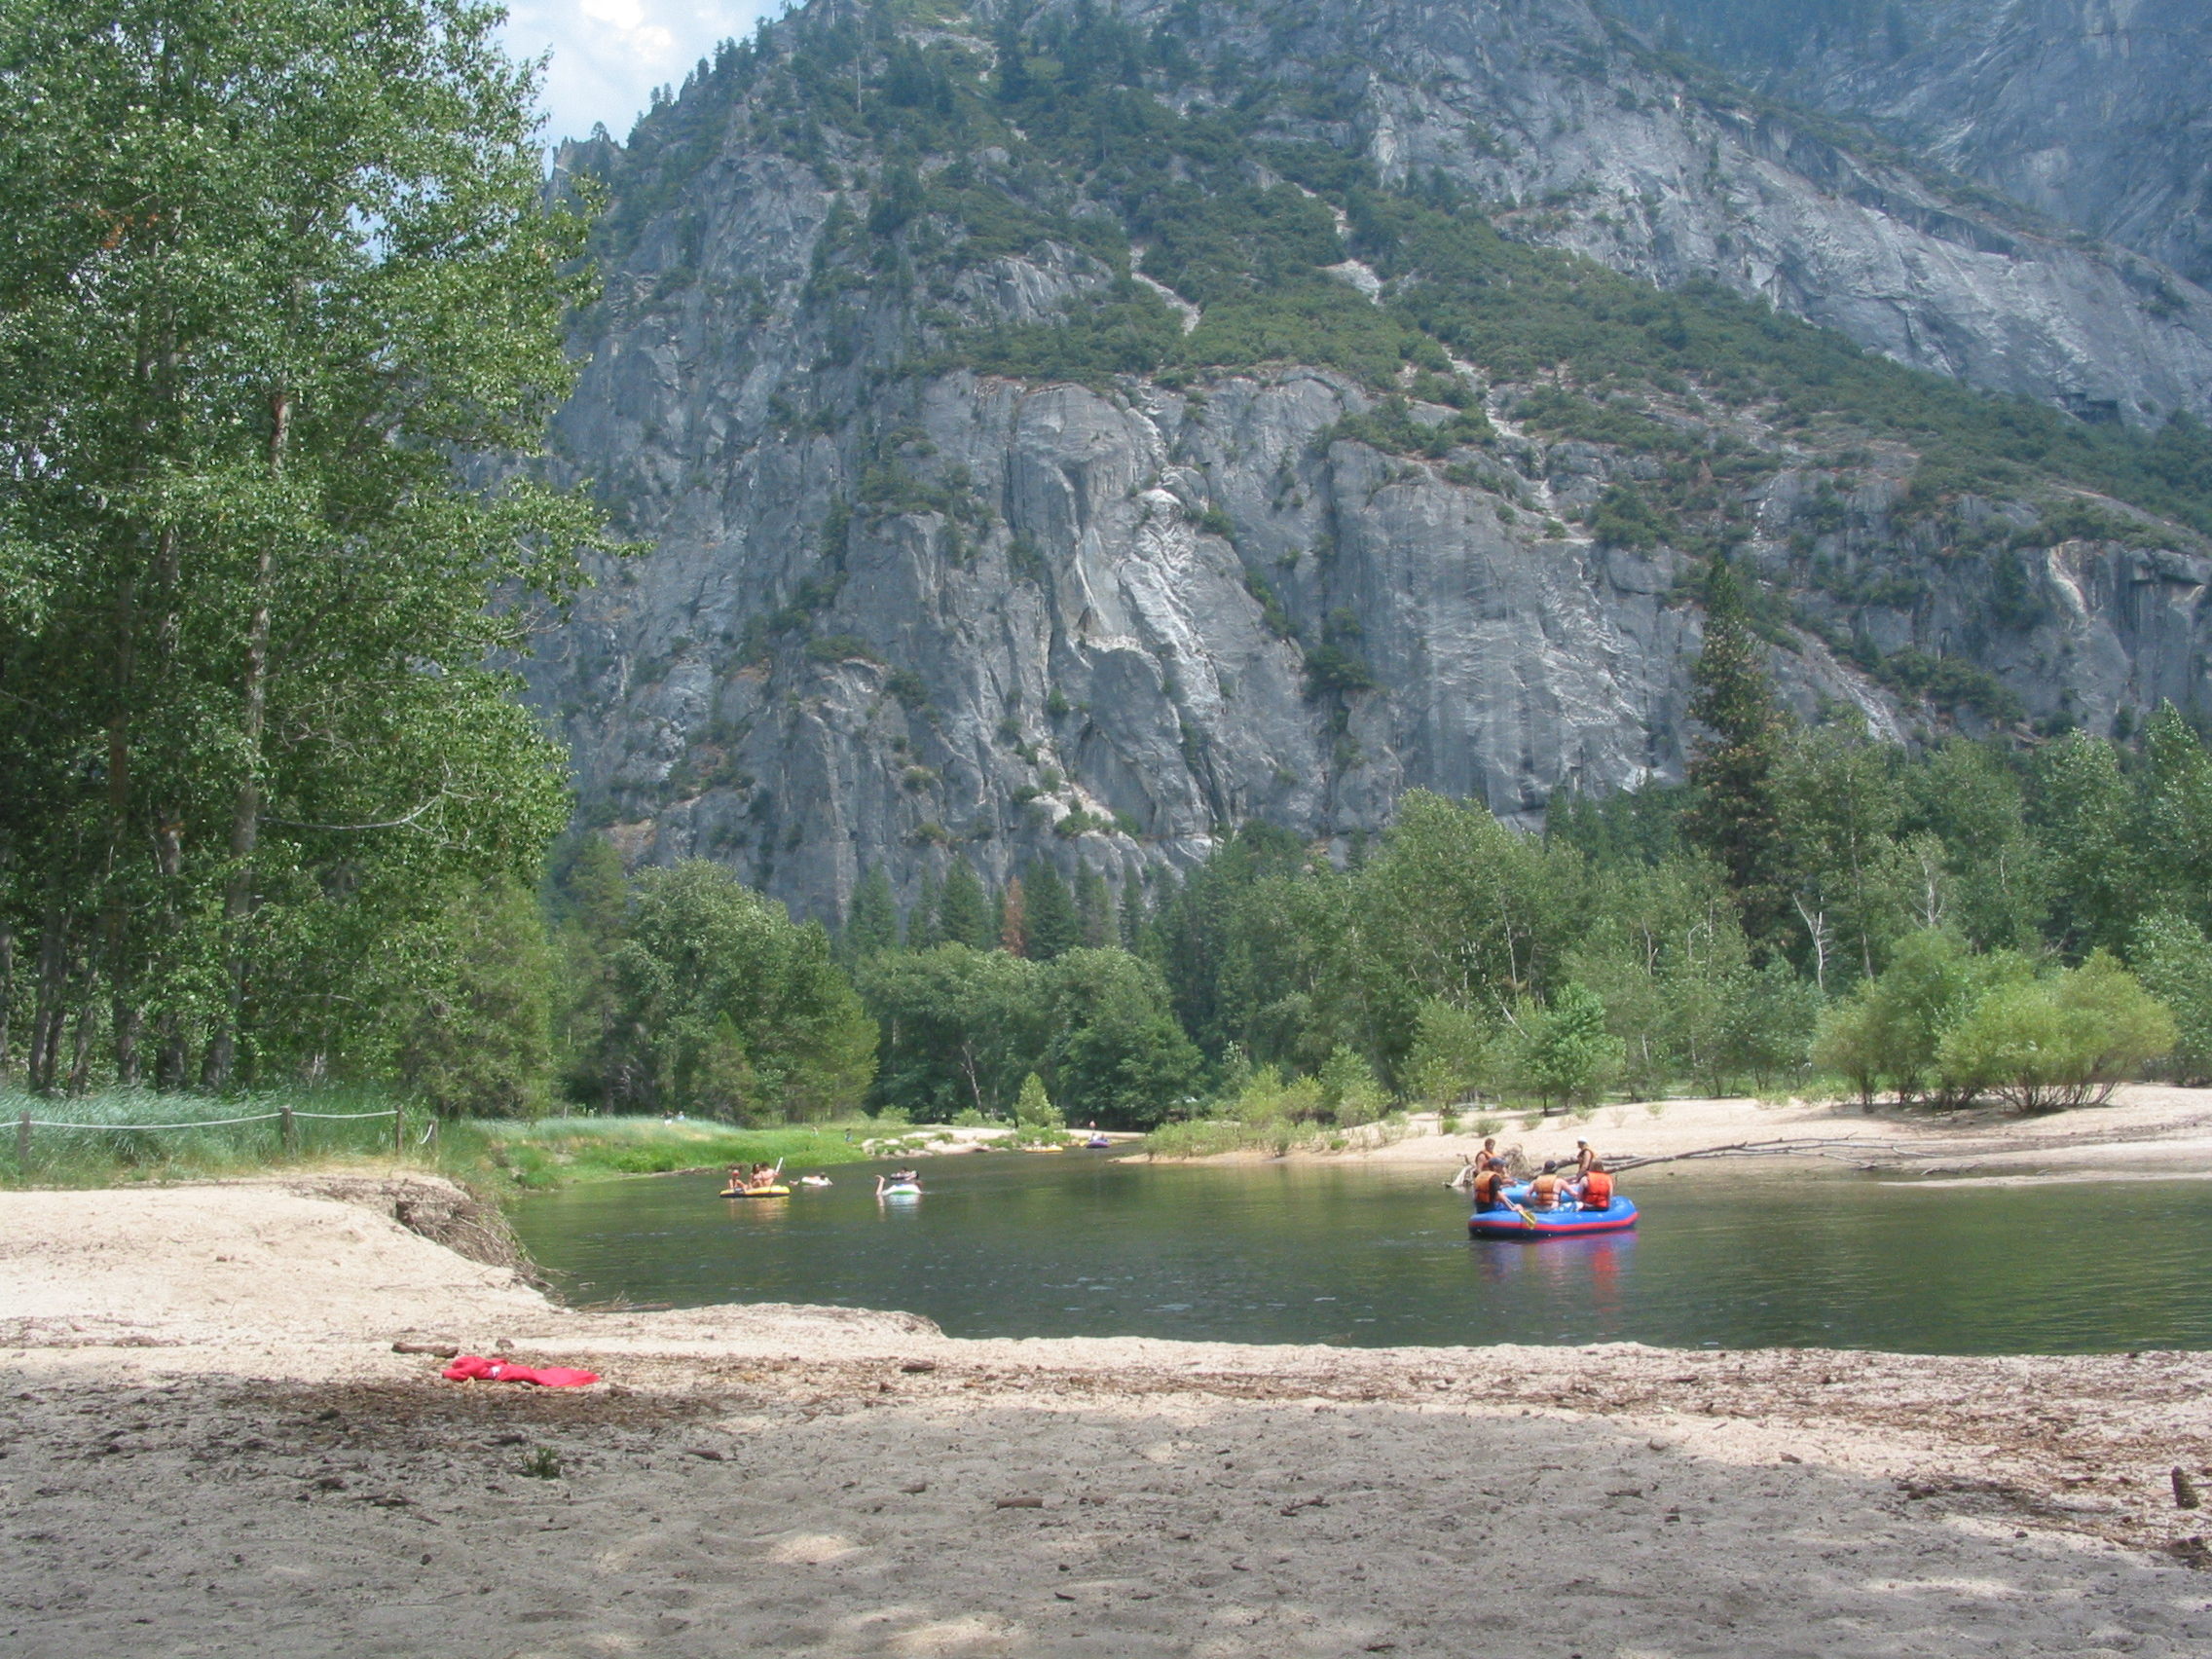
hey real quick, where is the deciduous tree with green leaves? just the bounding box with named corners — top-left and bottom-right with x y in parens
top-left (0, 0), bottom-right (609, 1092)
top-left (591, 861), bottom-right (876, 1122)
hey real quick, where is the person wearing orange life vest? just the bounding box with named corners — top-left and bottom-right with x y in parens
top-left (1471, 1164), bottom-right (1510, 1212)
top-left (1525, 1161), bottom-right (1567, 1210)
top-left (1577, 1160), bottom-right (1615, 1212)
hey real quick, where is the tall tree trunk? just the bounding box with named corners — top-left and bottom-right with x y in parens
top-left (113, 998), bottom-right (141, 1086)
top-left (0, 924), bottom-right (13, 1080)
top-left (65, 997), bottom-right (96, 1096)
top-left (95, 543), bottom-right (138, 1094)
top-left (149, 523), bottom-right (191, 1092)
top-left (29, 912), bottom-right (70, 1094)
top-left (203, 389), bottom-right (288, 1090)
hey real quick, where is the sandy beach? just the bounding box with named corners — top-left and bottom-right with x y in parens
top-left (4, 1161), bottom-right (2210, 1658)
top-left (1274, 1084), bottom-right (2212, 1184)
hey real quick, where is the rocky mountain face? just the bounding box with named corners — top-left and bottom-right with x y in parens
top-left (1225, 0), bottom-right (2212, 426)
top-left (527, 0), bottom-right (2212, 926)
top-left (1608, 0), bottom-right (2212, 294)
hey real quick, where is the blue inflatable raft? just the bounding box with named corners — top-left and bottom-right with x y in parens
top-left (1468, 1183), bottom-right (1639, 1238)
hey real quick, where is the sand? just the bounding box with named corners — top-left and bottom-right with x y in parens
top-left (4, 1174), bottom-right (2211, 1657)
top-left (1287, 1083), bottom-right (2212, 1184)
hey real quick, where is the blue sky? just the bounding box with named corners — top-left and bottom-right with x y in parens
top-left (501, 0), bottom-right (781, 148)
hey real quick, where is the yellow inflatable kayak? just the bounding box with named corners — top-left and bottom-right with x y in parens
top-left (719, 1185), bottom-right (792, 1198)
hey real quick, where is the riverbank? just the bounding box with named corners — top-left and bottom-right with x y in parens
top-left (0, 1097), bottom-right (899, 1197)
top-left (1184, 1084), bottom-right (2212, 1183)
top-left (3, 1180), bottom-right (2207, 1656)
top-left (3, 1093), bottom-right (1126, 1198)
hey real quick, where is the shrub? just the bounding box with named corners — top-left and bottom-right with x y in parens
top-left (1012, 1070), bottom-right (1068, 1143)
top-left (1935, 951), bottom-right (2175, 1110)
top-left (2131, 913), bottom-right (2212, 1084)
top-left (1406, 998), bottom-right (1497, 1107)
top-left (1515, 983), bottom-right (1623, 1108)
top-left (1303, 644), bottom-right (1378, 698)
top-left (1318, 1045), bottom-right (1388, 1127)
top-left (1233, 1066), bottom-right (1327, 1124)
top-left (1812, 929), bottom-right (2026, 1107)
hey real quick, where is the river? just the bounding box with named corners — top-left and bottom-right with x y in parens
top-left (510, 1153), bottom-right (2212, 1354)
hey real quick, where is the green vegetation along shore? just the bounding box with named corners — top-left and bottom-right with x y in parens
top-left (0, 1088), bottom-right (881, 1198)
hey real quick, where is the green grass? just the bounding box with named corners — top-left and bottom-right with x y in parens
top-left (442, 1115), bottom-right (880, 1191)
top-left (0, 1088), bottom-right (891, 1195)
top-left (0, 1085), bottom-right (407, 1188)
top-left (1140, 1118), bottom-right (1301, 1159)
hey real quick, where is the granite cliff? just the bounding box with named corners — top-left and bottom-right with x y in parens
top-left (1609, 0), bottom-right (2212, 294)
top-left (525, 0), bottom-right (2212, 924)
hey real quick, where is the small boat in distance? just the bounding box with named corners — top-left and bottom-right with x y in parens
top-left (721, 1160), bottom-right (791, 1198)
top-left (1084, 1133), bottom-right (1112, 1150)
top-left (797, 1174), bottom-right (832, 1188)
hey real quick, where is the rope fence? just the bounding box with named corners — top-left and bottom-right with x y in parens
top-left (16, 1108), bottom-right (397, 1130)
top-left (11, 1103), bottom-right (410, 1173)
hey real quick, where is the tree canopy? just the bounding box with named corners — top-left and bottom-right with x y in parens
top-left (0, 0), bottom-right (608, 1092)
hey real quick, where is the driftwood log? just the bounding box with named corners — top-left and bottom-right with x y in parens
top-left (1604, 1137), bottom-right (1915, 1173)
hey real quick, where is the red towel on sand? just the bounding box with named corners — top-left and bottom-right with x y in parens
top-left (441, 1354), bottom-right (599, 1387)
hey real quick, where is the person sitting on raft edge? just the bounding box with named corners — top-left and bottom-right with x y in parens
top-left (1570, 1140), bottom-right (1597, 1178)
top-left (1471, 1162), bottom-right (1509, 1212)
top-left (1525, 1161), bottom-right (1568, 1210)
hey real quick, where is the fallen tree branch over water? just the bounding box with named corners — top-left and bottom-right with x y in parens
top-left (1605, 1138), bottom-right (1915, 1173)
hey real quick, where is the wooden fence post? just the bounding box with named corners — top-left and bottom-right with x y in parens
top-left (393, 1101), bottom-right (405, 1158)
top-left (280, 1104), bottom-right (297, 1160)
top-left (16, 1111), bottom-right (27, 1180)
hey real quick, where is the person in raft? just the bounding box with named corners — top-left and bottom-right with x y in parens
top-left (1471, 1162), bottom-right (1511, 1213)
top-left (1570, 1140), bottom-right (1598, 1177)
top-left (1575, 1160), bottom-right (1616, 1211)
top-left (1525, 1161), bottom-right (1569, 1210)
top-left (1474, 1137), bottom-right (1503, 1172)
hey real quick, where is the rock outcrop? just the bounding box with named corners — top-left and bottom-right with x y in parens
top-left (524, 0), bottom-right (2212, 925)
top-left (1610, 0), bottom-right (2212, 295)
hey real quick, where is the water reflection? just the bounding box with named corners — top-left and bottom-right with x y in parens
top-left (512, 1156), bottom-right (2212, 1354)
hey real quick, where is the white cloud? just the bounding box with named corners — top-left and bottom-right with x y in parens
top-left (500, 0), bottom-right (783, 148)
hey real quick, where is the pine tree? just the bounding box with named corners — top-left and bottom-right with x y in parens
top-left (842, 865), bottom-right (900, 962)
top-left (939, 857), bottom-right (993, 949)
top-left (1024, 861), bottom-right (1083, 961)
top-left (1682, 554), bottom-right (1788, 940)
top-left (1000, 875), bottom-right (1027, 957)
top-left (1120, 871), bottom-right (1148, 950)
top-left (1077, 864), bottom-right (1113, 948)
top-left (557, 833), bottom-right (629, 947)
top-left (905, 871), bottom-right (943, 950)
